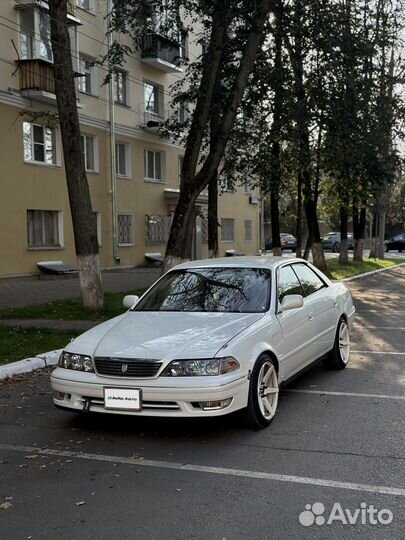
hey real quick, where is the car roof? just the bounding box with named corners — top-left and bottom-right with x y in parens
top-left (172, 256), bottom-right (307, 271)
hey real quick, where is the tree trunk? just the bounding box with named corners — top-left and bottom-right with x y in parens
top-left (339, 205), bottom-right (349, 264)
top-left (295, 172), bottom-right (302, 258)
top-left (208, 175), bottom-right (219, 258)
top-left (353, 205), bottom-right (366, 261)
top-left (49, 0), bottom-right (103, 311)
top-left (163, 0), bottom-right (274, 272)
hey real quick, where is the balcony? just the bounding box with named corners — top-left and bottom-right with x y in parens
top-left (141, 34), bottom-right (184, 73)
top-left (19, 59), bottom-right (56, 104)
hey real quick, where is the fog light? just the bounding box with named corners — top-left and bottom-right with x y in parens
top-left (199, 398), bottom-right (233, 411)
top-left (53, 391), bottom-right (66, 401)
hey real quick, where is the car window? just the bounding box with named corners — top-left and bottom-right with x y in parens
top-left (134, 268), bottom-right (271, 313)
top-left (278, 265), bottom-right (304, 302)
top-left (292, 264), bottom-right (326, 297)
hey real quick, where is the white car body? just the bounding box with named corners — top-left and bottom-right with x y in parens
top-left (51, 257), bottom-right (355, 421)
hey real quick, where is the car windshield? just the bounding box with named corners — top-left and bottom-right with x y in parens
top-left (135, 268), bottom-right (271, 313)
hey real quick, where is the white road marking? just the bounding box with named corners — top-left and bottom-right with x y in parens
top-left (0, 443), bottom-right (404, 497)
top-left (351, 350), bottom-right (405, 356)
top-left (355, 309), bottom-right (405, 313)
top-left (285, 389), bottom-right (405, 400)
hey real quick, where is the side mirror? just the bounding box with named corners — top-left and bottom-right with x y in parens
top-left (123, 295), bottom-right (140, 309)
top-left (280, 294), bottom-right (304, 312)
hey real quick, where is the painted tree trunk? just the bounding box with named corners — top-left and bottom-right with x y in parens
top-left (49, 0), bottom-right (103, 311)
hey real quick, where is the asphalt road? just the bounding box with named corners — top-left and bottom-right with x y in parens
top-left (0, 267), bottom-right (404, 540)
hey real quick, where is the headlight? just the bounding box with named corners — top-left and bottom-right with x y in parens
top-left (59, 351), bottom-right (94, 372)
top-left (161, 357), bottom-right (240, 377)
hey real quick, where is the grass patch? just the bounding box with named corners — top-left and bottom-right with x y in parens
top-left (326, 258), bottom-right (404, 280)
top-left (0, 290), bottom-right (145, 322)
top-left (0, 327), bottom-right (78, 366)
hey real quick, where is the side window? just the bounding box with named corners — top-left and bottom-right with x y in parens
top-left (278, 265), bottom-right (303, 302)
top-left (292, 264), bottom-right (326, 297)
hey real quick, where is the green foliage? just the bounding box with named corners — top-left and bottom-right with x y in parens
top-left (0, 290), bottom-right (145, 322)
top-left (0, 327), bottom-right (79, 366)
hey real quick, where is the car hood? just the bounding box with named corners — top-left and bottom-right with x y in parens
top-left (66, 311), bottom-right (264, 360)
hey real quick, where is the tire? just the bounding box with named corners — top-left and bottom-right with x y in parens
top-left (333, 242), bottom-right (340, 253)
top-left (324, 317), bottom-right (350, 370)
top-left (240, 355), bottom-right (279, 429)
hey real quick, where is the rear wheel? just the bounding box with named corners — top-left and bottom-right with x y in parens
top-left (240, 355), bottom-right (279, 429)
top-left (324, 317), bottom-right (350, 369)
top-left (333, 242), bottom-right (340, 253)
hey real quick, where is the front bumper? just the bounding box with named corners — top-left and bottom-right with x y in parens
top-left (50, 368), bottom-right (249, 417)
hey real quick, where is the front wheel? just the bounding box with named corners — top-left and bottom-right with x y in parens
top-left (333, 242), bottom-right (340, 253)
top-left (324, 317), bottom-right (350, 369)
top-left (240, 355), bottom-right (279, 429)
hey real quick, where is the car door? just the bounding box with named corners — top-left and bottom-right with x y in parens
top-left (275, 264), bottom-right (316, 380)
top-left (291, 263), bottom-right (337, 360)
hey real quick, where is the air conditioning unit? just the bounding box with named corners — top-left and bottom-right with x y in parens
top-left (249, 195), bottom-right (259, 205)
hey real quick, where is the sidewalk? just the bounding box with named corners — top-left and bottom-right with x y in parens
top-left (0, 267), bottom-right (161, 310)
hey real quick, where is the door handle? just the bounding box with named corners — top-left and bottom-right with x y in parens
top-left (333, 300), bottom-right (338, 307)
top-left (308, 313), bottom-right (314, 321)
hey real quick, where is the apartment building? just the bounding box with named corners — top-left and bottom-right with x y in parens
top-left (0, 0), bottom-right (261, 278)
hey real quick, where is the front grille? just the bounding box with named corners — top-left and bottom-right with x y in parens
top-left (94, 357), bottom-right (162, 378)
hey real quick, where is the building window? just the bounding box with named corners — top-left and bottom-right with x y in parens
top-left (20, 9), bottom-right (52, 62)
top-left (27, 210), bottom-right (61, 248)
top-left (77, 0), bottom-right (94, 11)
top-left (23, 122), bottom-right (56, 165)
top-left (144, 81), bottom-right (163, 116)
top-left (116, 142), bottom-right (131, 177)
top-left (94, 212), bottom-right (102, 246)
top-left (145, 215), bottom-right (172, 244)
top-left (244, 180), bottom-right (252, 194)
top-left (80, 134), bottom-right (97, 172)
top-left (78, 56), bottom-right (95, 94)
top-left (244, 220), bottom-right (252, 242)
top-left (221, 178), bottom-right (235, 193)
top-left (144, 149), bottom-right (165, 181)
top-left (221, 218), bottom-right (235, 242)
top-left (117, 213), bottom-right (134, 245)
top-left (201, 216), bottom-right (208, 243)
top-left (114, 70), bottom-right (127, 105)
top-left (178, 102), bottom-right (189, 124)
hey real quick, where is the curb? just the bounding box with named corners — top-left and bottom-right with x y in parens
top-left (342, 261), bottom-right (405, 282)
top-left (0, 349), bottom-right (62, 381)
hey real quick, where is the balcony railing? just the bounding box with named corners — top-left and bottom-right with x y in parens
top-left (19, 58), bottom-right (55, 96)
top-left (141, 34), bottom-right (184, 73)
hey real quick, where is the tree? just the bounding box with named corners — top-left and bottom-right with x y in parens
top-left (49, 0), bottom-right (103, 310)
top-left (110, 0), bottom-right (274, 271)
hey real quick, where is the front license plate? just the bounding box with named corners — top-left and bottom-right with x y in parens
top-left (104, 388), bottom-right (142, 410)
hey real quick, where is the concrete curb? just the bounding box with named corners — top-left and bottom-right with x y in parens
top-left (342, 261), bottom-right (405, 282)
top-left (1, 262), bottom-right (404, 381)
top-left (0, 349), bottom-right (62, 381)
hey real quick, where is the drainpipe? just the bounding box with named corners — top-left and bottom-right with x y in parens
top-left (107, 0), bottom-right (119, 264)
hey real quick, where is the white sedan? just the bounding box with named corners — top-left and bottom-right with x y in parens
top-left (51, 257), bottom-right (355, 429)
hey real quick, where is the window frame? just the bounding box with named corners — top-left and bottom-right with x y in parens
top-left (244, 219), bottom-right (253, 243)
top-left (80, 134), bottom-right (98, 172)
top-left (78, 55), bottom-right (97, 95)
top-left (113, 69), bottom-right (128, 106)
top-left (27, 209), bottom-right (63, 249)
top-left (117, 213), bottom-right (135, 246)
top-left (144, 149), bottom-right (165, 182)
top-left (290, 263), bottom-right (328, 297)
top-left (221, 218), bottom-right (235, 243)
top-left (23, 122), bottom-right (58, 166)
top-left (115, 141), bottom-right (132, 178)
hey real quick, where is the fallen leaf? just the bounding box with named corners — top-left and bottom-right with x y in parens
top-left (0, 502), bottom-right (12, 510)
top-left (75, 501), bottom-right (85, 506)
top-left (25, 455), bottom-right (39, 460)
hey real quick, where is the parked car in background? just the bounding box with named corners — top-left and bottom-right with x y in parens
top-left (265, 233), bottom-right (297, 252)
top-left (321, 232), bottom-right (354, 252)
top-left (385, 233), bottom-right (405, 252)
top-left (51, 256), bottom-right (355, 430)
